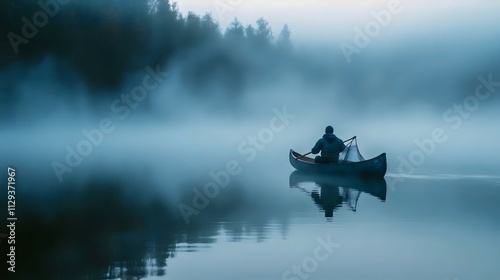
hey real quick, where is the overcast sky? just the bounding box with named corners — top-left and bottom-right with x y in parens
top-left (174, 0), bottom-right (500, 44)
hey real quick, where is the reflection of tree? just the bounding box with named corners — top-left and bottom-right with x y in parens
top-left (11, 170), bottom-right (386, 279)
top-left (14, 175), bottom-right (291, 279)
top-left (16, 180), bottom-right (180, 279)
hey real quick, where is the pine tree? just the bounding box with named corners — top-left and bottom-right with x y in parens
top-left (255, 17), bottom-right (273, 47)
top-left (277, 24), bottom-right (292, 50)
top-left (225, 18), bottom-right (245, 42)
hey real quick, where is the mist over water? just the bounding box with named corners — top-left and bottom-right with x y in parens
top-left (1, 0), bottom-right (500, 279)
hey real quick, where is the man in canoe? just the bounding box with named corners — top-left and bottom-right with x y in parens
top-left (311, 126), bottom-right (346, 164)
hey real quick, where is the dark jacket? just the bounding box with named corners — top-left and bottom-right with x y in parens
top-left (311, 133), bottom-right (346, 160)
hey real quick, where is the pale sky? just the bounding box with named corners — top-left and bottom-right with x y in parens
top-left (173, 0), bottom-right (500, 43)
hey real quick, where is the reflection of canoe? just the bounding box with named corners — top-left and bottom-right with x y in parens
top-left (289, 170), bottom-right (387, 201)
top-left (289, 149), bottom-right (387, 178)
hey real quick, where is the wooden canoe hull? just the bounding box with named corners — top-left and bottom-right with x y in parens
top-left (289, 149), bottom-right (387, 178)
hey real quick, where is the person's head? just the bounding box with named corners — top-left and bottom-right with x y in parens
top-left (325, 126), bottom-right (334, 134)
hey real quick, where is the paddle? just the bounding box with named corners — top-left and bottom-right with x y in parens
top-left (296, 151), bottom-right (312, 159)
top-left (296, 136), bottom-right (356, 159)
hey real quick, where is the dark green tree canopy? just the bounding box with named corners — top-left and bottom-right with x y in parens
top-left (0, 0), bottom-right (301, 98)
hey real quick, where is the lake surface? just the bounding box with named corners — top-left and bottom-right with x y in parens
top-left (6, 150), bottom-right (500, 280)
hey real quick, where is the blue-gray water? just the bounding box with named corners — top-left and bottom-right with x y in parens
top-left (4, 146), bottom-right (500, 280)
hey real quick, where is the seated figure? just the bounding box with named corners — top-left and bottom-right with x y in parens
top-left (311, 126), bottom-right (346, 164)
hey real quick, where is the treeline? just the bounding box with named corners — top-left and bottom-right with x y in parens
top-left (0, 0), bottom-right (296, 95)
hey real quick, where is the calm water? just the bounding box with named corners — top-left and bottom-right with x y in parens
top-left (5, 151), bottom-right (500, 280)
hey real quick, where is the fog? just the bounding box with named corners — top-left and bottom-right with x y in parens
top-left (2, 2), bottom-right (500, 179)
top-left (1, 2), bottom-right (500, 279)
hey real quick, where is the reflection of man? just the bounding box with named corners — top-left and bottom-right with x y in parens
top-left (311, 126), bottom-right (346, 164)
top-left (311, 183), bottom-right (343, 218)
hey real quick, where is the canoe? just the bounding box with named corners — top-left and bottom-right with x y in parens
top-left (289, 170), bottom-right (387, 202)
top-left (289, 149), bottom-right (387, 178)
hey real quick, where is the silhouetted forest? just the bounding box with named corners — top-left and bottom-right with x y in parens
top-left (1, 0), bottom-right (311, 100)
top-left (3, 1), bottom-right (500, 116)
